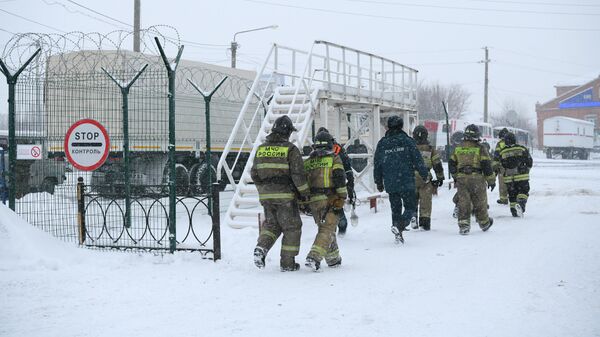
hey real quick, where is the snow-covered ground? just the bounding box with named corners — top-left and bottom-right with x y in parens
top-left (1, 157), bottom-right (600, 337)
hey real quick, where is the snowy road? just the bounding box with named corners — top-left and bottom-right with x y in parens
top-left (1, 157), bottom-right (600, 337)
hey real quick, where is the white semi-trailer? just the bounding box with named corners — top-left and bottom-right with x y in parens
top-left (44, 50), bottom-right (261, 195)
top-left (543, 116), bottom-right (594, 160)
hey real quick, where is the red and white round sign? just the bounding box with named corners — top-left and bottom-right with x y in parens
top-left (64, 119), bottom-right (110, 171)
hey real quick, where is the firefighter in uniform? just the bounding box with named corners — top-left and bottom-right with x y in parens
top-left (498, 132), bottom-right (533, 217)
top-left (252, 115), bottom-right (310, 272)
top-left (316, 127), bottom-right (354, 236)
top-left (304, 131), bottom-right (347, 271)
top-left (493, 128), bottom-right (510, 205)
top-left (412, 125), bottom-right (445, 231)
top-left (449, 124), bottom-right (495, 235)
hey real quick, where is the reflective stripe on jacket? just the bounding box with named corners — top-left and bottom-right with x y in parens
top-left (251, 133), bottom-right (309, 201)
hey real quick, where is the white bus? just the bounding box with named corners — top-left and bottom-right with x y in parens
top-left (431, 119), bottom-right (493, 157)
top-left (493, 126), bottom-right (531, 150)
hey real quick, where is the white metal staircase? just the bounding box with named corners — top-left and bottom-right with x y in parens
top-left (218, 41), bottom-right (419, 228)
top-left (224, 85), bottom-right (318, 228)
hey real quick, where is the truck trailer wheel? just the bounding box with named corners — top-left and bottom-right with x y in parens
top-left (41, 177), bottom-right (57, 195)
top-left (189, 161), bottom-right (226, 196)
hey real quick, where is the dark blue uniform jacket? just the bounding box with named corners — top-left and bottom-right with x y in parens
top-left (374, 129), bottom-right (428, 193)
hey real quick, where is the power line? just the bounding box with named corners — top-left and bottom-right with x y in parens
top-left (65, 0), bottom-right (131, 27)
top-left (0, 27), bottom-right (15, 34)
top-left (490, 85), bottom-right (543, 98)
top-left (494, 48), bottom-right (597, 69)
top-left (495, 61), bottom-right (582, 77)
top-left (242, 0), bottom-right (600, 32)
top-left (466, 0), bottom-right (600, 8)
top-left (0, 8), bottom-right (67, 33)
top-left (343, 0), bottom-right (600, 16)
top-left (383, 48), bottom-right (481, 55)
top-left (408, 61), bottom-right (480, 66)
top-left (41, 0), bottom-right (130, 29)
top-left (55, 1), bottom-right (229, 48)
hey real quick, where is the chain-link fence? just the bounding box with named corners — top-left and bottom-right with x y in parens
top-left (0, 29), bottom-right (262, 258)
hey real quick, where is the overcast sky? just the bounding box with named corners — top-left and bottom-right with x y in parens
top-left (1, 0), bottom-right (599, 123)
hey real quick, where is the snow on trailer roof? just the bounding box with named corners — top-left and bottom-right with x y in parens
top-left (545, 116), bottom-right (595, 125)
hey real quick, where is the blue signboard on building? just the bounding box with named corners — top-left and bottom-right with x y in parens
top-left (559, 88), bottom-right (600, 109)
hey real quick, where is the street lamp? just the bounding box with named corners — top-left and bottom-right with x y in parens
top-left (231, 25), bottom-right (278, 68)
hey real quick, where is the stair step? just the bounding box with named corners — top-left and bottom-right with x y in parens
top-left (228, 220), bottom-right (260, 229)
top-left (230, 208), bottom-right (262, 217)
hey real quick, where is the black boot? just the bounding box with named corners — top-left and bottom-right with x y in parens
top-left (253, 247), bottom-right (266, 269)
top-left (338, 213), bottom-right (348, 236)
top-left (305, 257), bottom-right (321, 271)
top-left (280, 257), bottom-right (300, 272)
top-left (391, 226), bottom-right (404, 244)
top-left (419, 217), bottom-right (431, 231)
top-left (481, 218), bottom-right (494, 232)
top-left (510, 207), bottom-right (519, 217)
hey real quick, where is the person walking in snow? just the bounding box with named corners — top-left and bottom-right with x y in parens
top-left (493, 128), bottom-right (510, 205)
top-left (303, 131), bottom-right (347, 271)
top-left (316, 127), bottom-right (354, 236)
top-left (448, 124), bottom-right (495, 235)
top-left (251, 115), bottom-right (310, 272)
top-left (412, 125), bottom-right (445, 231)
top-left (498, 131), bottom-right (533, 217)
top-left (374, 116), bottom-right (429, 244)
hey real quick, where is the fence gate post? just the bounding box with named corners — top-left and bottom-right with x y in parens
top-left (0, 49), bottom-right (41, 210)
top-left (101, 65), bottom-right (148, 229)
top-left (155, 38), bottom-right (184, 253)
top-left (211, 182), bottom-right (221, 261)
top-left (77, 177), bottom-right (86, 245)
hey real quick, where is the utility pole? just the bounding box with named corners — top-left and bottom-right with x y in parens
top-left (133, 0), bottom-right (140, 52)
top-left (481, 46), bottom-right (490, 123)
top-left (230, 41), bottom-right (238, 68)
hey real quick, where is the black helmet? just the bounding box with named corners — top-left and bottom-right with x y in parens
top-left (498, 128), bottom-right (509, 139)
top-left (503, 131), bottom-right (516, 146)
top-left (317, 126), bottom-right (330, 134)
top-left (313, 131), bottom-right (333, 149)
top-left (463, 124), bottom-right (481, 141)
top-left (412, 125), bottom-right (428, 143)
top-left (272, 115), bottom-right (297, 136)
top-left (387, 116), bottom-right (404, 130)
top-left (451, 131), bottom-right (464, 145)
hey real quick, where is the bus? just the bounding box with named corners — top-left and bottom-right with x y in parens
top-left (493, 126), bottom-right (531, 150)
top-left (426, 119), bottom-right (493, 160)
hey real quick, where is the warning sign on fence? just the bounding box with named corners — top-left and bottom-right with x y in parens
top-left (17, 144), bottom-right (43, 160)
top-left (64, 119), bottom-right (110, 171)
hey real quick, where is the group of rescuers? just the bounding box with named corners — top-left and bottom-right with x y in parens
top-left (252, 115), bottom-right (533, 272)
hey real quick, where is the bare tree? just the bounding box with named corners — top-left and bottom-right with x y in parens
top-left (491, 98), bottom-right (534, 132)
top-left (417, 82), bottom-right (471, 120)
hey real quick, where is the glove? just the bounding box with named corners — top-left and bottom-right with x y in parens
top-left (423, 176), bottom-right (430, 185)
top-left (376, 183), bottom-right (384, 192)
top-left (331, 197), bottom-right (345, 211)
top-left (298, 203), bottom-right (312, 215)
top-left (436, 179), bottom-right (444, 187)
top-left (298, 194), bottom-right (310, 204)
top-left (488, 183), bottom-right (496, 191)
top-left (347, 184), bottom-right (355, 203)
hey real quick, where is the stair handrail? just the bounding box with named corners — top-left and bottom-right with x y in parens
top-left (217, 44), bottom-right (276, 185)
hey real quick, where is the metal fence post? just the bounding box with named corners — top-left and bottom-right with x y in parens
top-left (155, 38), bottom-right (184, 254)
top-left (211, 182), bottom-right (221, 261)
top-left (102, 65), bottom-right (148, 229)
top-left (0, 48), bottom-right (41, 210)
top-left (0, 147), bottom-right (6, 204)
top-left (187, 76), bottom-right (228, 212)
top-left (77, 177), bottom-right (86, 245)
